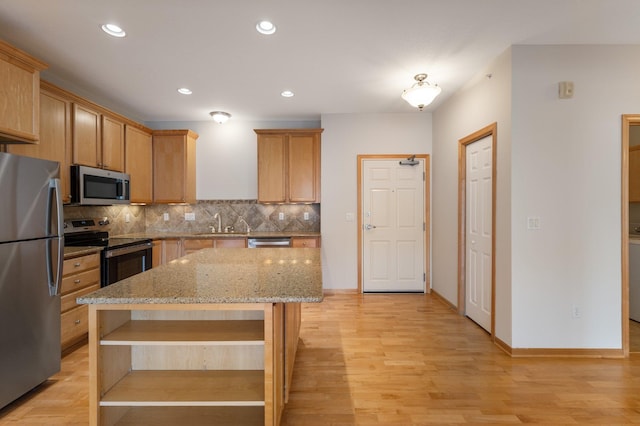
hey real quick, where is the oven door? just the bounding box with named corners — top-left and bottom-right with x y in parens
top-left (102, 243), bottom-right (152, 287)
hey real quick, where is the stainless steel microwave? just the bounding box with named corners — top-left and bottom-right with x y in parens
top-left (70, 165), bottom-right (130, 205)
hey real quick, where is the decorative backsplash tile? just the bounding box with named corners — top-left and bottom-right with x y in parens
top-left (63, 201), bottom-right (320, 236)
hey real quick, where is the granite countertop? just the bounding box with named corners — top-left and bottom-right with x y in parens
top-left (118, 231), bottom-right (321, 240)
top-left (64, 246), bottom-right (102, 258)
top-left (77, 247), bottom-right (323, 305)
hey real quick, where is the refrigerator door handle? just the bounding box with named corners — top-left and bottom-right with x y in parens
top-left (47, 178), bottom-right (64, 296)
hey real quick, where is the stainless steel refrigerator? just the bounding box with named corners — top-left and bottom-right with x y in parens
top-left (0, 152), bottom-right (63, 409)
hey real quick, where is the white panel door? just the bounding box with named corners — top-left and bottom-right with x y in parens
top-left (465, 136), bottom-right (492, 331)
top-left (363, 159), bottom-right (425, 292)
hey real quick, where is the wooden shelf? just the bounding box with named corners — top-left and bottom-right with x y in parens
top-left (107, 406), bottom-right (264, 426)
top-left (100, 370), bottom-right (265, 406)
top-left (101, 320), bottom-right (265, 345)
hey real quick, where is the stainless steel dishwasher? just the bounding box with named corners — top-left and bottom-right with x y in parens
top-left (247, 237), bottom-right (292, 248)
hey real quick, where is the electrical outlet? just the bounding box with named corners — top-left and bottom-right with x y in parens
top-left (278, 212), bottom-right (285, 221)
top-left (527, 216), bottom-right (541, 230)
top-left (572, 304), bottom-right (581, 319)
top-left (163, 213), bottom-right (169, 221)
top-left (185, 212), bottom-right (195, 221)
top-left (125, 213), bottom-right (130, 223)
top-left (303, 212), bottom-right (310, 221)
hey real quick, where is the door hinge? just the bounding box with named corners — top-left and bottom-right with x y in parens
top-left (423, 171), bottom-right (425, 181)
top-left (423, 273), bottom-right (426, 282)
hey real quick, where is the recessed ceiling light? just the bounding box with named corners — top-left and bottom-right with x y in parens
top-left (281, 90), bottom-right (294, 98)
top-left (101, 23), bottom-right (126, 38)
top-left (177, 88), bottom-right (192, 95)
top-left (256, 20), bottom-right (276, 35)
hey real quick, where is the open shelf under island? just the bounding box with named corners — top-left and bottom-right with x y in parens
top-left (77, 247), bottom-right (323, 426)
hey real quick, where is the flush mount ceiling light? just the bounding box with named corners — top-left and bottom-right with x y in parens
top-left (177, 88), bottom-right (192, 95)
top-left (281, 90), bottom-right (294, 98)
top-left (101, 23), bottom-right (126, 38)
top-left (209, 111), bottom-right (231, 124)
top-left (401, 73), bottom-right (442, 111)
top-left (256, 20), bottom-right (276, 35)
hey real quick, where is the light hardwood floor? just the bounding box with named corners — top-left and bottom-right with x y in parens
top-left (2, 292), bottom-right (640, 425)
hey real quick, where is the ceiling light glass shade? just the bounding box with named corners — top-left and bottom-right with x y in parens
top-left (177, 88), bottom-right (192, 95)
top-left (101, 23), bottom-right (126, 37)
top-left (209, 111), bottom-right (231, 124)
top-left (256, 20), bottom-right (276, 35)
top-left (401, 74), bottom-right (441, 110)
top-left (281, 90), bottom-right (294, 98)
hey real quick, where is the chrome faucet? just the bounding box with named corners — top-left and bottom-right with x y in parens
top-left (239, 217), bottom-right (251, 233)
top-left (213, 212), bottom-right (221, 233)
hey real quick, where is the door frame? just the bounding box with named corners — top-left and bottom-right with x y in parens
top-left (357, 154), bottom-right (431, 293)
top-left (458, 123), bottom-right (497, 337)
top-left (622, 114), bottom-right (639, 357)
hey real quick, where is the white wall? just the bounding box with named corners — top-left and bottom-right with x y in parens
top-left (432, 48), bottom-right (513, 344)
top-left (510, 45), bottom-right (640, 349)
top-left (146, 120), bottom-right (319, 199)
top-left (320, 113), bottom-right (432, 290)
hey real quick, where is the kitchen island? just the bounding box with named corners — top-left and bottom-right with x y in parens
top-left (77, 247), bottom-right (322, 426)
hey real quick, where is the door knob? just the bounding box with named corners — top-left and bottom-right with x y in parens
top-left (364, 224), bottom-right (377, 230)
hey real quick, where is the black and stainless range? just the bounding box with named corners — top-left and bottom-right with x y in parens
top-left (64, 218), bottom-right (152, 287)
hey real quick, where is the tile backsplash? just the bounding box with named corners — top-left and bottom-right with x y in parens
top-left (63, 201), bottom-right (320, 236)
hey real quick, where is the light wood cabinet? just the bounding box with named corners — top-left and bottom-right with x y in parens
top-left (125, 125), bottom-right (153, 203)
top-left (89, 303), bottom-right (283, 425)
top-left (255, 129), bottom-right (322, 203)
top-left (61, 252), bottom-right (100, 352)
top-left (0, 39), bottom-right (47, 143)
top-left (183, 238), bottom-right (214, 255)
top-left (7, 83), bottom-right (72, 203)
top-left (101, 114), bottom-right (125, 171)
top-left (154, 237), bottom-right (248, 266)
top-left (72, 103), bottom-right (125, 171)
top-left (631, 146), bottom-right (640, 203)
top-left (153, 129), bottom-right (198, 204)
top-left (291, 237), bottom-right (320, 248)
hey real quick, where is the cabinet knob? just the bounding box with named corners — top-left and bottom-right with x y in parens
top-left (74, 319), bottom-right (81, 325)
top-left (74, 279), bottom-right (81, 284)
top-left (74, 262), bottom-right (81, 267)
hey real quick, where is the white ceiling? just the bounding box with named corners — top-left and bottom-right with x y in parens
top-left (0, 0), bottom-right (639, 123)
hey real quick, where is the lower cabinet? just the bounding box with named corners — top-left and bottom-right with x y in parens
top-left (88, 303), bottom-right (287, 426)
top-left (154, 238), bottom-right (248, 266)
top-left (291, 237), bottom-right (321, 248)
top-left (61, 252), bottom-right (100, 351)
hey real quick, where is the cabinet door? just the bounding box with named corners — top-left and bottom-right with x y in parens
top-left (8, 88), bottom-right (72, 203)
top-left (153, 131), bottom-right (197, 204)
top-left (291, 237), bottom-right (320, 248)
top-left (214, 238), bottom-right (246, 248)
top-left (183, 239), bottom-right (214, 255)
top-left (163, 239), bottom-right (182, 263)
top-left (125, 126), bottom-right (153, 203)
top-left (152, 240), bottom-right (163, 267)
top-left (0, 40), bottom-right (46, 143)
top-left (257, 134), bottom-right (287, 203)
top-left (288, 133), bottom-right (320, 202)
top-left (101, 115), bottom-right (125, 171)
top-left (72, 103), bottom-right (101, 167)
top-left (631, 147), bottom-right (640, 203)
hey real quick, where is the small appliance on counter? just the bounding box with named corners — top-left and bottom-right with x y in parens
top-left (64, 218), bottom-right (152, 287)
top-left (0, 153), bottom-right (63, 409)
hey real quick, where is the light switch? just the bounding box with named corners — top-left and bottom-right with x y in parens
top-left (185, 212), bottom-right (195, 221)
top-left (346, 212), bottom-right (354, 222)
top-left (279, 212), bottom-right (285, 220)
top-left (527, 216), bottom-right (541, 230)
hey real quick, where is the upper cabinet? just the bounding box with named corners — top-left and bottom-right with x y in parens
top-left (72, 103), bottom-right (125, 172)
top-left (7, 82), bottom-right (72, 203)
top-left (125, 125), bottom-right (153, 204)
top-left (631, 146), bottom-right (640, 203)
top-left (0, 39), bottom-right (48, 143)
top-left (153, 129), bottom-right (198, 204)
top-left (255, 129), bottom-right (322, 203)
